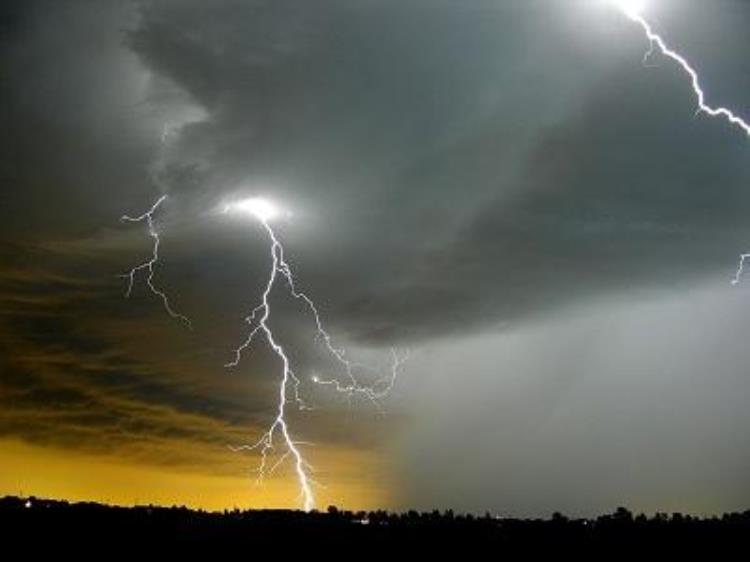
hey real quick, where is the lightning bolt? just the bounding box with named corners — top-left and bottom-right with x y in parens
top-left (122, 196), bottom-right (406, 510)
top-left (122, 190), bottom-right (405, 511)
top-left (223, 202), bottom-right (407, 511)
top-left (609, 1), bottom-right (750, 283)
top-left (120, 195), bottom-right (193, 329)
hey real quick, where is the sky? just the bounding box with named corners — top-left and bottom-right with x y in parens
top-left (2, 0), bottom-right (750, 516)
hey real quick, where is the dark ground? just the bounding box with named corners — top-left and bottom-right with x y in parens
top-left (3, 496), bottom-right (748, 555)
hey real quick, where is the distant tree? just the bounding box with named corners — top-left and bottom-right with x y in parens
top-left (613, 507), bottom-right (633, 522)
top-left (552, 512), bottom-right (569, 523)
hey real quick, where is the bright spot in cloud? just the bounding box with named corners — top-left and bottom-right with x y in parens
top-left (609, 0), bottom-right (647, 18)
top-left (223, 198), bottom-right (281, 222)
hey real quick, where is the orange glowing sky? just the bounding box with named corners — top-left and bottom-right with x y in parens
top-left (0, 238), bottom-right (400, 511)
top-left (0, 439), bottom-right (392, 511)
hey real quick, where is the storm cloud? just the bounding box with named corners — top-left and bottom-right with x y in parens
top-left (115, 0), bottom-right (750, 341)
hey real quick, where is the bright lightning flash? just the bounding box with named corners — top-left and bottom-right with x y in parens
top-left (220, 197), bottom-right (406, 511)
top-left (121, 195), bottom-right (192, 329)
top-left (607, 0), bottom-right (750, 283)
top-left (223, 198), bottom-right (280, 222)
top-left (611, 0), bottom-right (646, 19)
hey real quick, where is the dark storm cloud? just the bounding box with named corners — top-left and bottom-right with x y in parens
top-left (0, 344), bottom-right (250, 473)
top-left (0, 0), bottom-right (165, 239)
top-left (118, 0), bottom-right (750, 343)
top-left (0, 255), bottom-right (257, 467)
top-left (390, 61), bottom-right (750, 334)
top-left (0, 241), bottom-right (392, 464)
top-left (4, 0), bottom-right (750, 340)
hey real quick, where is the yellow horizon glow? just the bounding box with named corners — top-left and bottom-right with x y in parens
top-left (0, 439), bottom-right (392, 511)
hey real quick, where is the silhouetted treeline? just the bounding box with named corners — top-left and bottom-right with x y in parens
top-left (2, 496), bottom-right (748, 555)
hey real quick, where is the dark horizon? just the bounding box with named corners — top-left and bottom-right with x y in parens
top-left (4, 495), bottom-right (750, 554)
